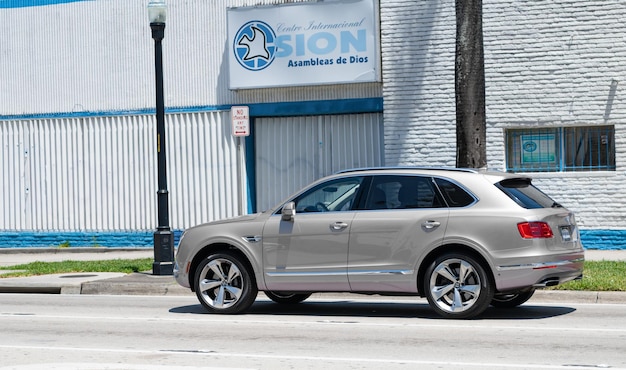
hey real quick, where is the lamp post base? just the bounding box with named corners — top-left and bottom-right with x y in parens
top-left (153, 261), bottom-right (173, 276)
top-left (153, 230), bottom-right (174, 275)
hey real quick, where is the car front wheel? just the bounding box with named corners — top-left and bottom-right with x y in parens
top-left (194, 252), bottom-right (257, 314)
top-left (264, 291), bottom-right (312, 304)
top-left (424, 253), bottom-right (494, 319)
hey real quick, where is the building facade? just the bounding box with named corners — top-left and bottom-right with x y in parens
top-left (0, 0), bottom-right (624, 249)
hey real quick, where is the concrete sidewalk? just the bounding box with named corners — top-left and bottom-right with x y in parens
top-left (0, 248), bottom-right (189, 295)
top-left (0, 248), bottom-right (625, 303)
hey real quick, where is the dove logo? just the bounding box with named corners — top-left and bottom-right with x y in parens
top-left (233, 20), bottom-right (277, 71)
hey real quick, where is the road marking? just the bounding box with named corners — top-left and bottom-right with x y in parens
top-left (0, 345), bottom-right (621, 370)
top-left (0, 364), bottom-right (243, 370)
top-left (1, 312), bottom-right (626, 334)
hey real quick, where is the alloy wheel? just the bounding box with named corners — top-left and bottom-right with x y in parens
top-left (195, 252), bottom-right (257, 313)
top-left (425, 254), bottom-right (493, 318)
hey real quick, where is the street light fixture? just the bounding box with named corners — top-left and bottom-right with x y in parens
top-left (148, 0), bottom-right (173, 275)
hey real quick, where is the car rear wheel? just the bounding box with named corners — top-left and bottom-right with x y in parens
top-left (194, 252), bottom-right (257, 314)
top-left (264, 291), bottom-right (312, 304)
top-left (491, 289), bottom-right (535, 308)
top-left (424, 253), bottom-right (494, 319)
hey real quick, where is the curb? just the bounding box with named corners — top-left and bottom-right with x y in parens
top-left (0, 272), bottom-right (128, 295)
top-left (80, 273), bottom-right (191, 296)
top-left (532, 289), bottom-right (626, 304)
top-left (1, 275), bottom-right (625, 304)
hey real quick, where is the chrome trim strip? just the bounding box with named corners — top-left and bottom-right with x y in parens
top-left (266, 269), bottom-right (413, 277)
top-left (242, 236), bottom-right (262, 243)
top-left (497, 258), bottom-right (584, 271)
top-left (348, 270), bottom-right (414, 276)
top-left (266, 271), bottom-right (346, 277)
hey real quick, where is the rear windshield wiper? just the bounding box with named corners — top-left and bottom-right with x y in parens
top-left (551, 202), bottom-right (563, 208)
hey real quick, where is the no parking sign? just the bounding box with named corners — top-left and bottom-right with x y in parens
top-left (231, 106), bottom-right (250, 137)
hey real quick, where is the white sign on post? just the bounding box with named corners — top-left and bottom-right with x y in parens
top-left (231, 106), bottom-right (250, 137)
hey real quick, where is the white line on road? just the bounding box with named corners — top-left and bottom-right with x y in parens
top-left (0, 345), bottom-right (620, 370)
top-left (1, 312), bottom-right (626, 334)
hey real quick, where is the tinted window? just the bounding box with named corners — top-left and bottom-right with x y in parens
top-left (434, 178), bottom-right (476, 207)
top-left (293, 177), bottom-right (363, 213)
top-left (496, 178), bottom-right (559, 209)
top-left (363, 175), bottom-right (444, 210)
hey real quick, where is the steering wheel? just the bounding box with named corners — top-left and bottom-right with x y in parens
top-left (315, 202), bottom-right (329, 212)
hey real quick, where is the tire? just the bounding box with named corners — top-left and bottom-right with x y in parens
top-left (423, 253), bottom-right (494, 319)
top-left (265, 291), bottom-right (312, 304)
top-left (194, 252), bottom-right (257, 314)
top-left (491, 289), bottom-right (535, 308)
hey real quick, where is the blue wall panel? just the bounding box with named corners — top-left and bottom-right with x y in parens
top-left (0, 230), bottom-right (183, 249)
top-left (0, 0), bottom-right (88, 8)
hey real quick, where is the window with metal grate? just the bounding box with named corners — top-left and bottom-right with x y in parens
top-left (505, 125), bottom-right (615, 172)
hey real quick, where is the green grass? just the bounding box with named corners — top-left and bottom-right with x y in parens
top-left (0, 258), bottom-right (153, 278)
top-left (550, 260), bottom-right (626, 292)
top-left (1, 259), bottom-right (624, 292)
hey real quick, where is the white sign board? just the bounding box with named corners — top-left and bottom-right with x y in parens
top-left (227, 0), bottom-right (380, 89)
top-left (231, 106), bottom-right (250, 137)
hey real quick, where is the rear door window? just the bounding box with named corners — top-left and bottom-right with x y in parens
top-left (361, 175), bottom-right (445, 210)
top-left (496, 178), bottom-right (560, 209)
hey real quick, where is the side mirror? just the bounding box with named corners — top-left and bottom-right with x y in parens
top-left (282, 201), bottom-right (296, 221)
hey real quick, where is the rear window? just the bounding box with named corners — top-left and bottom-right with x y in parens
top-left (496, 178), bottom-right (560, 209)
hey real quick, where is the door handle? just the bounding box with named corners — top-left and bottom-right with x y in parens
top-left (422, 221), bottom-right (441, 230)
top-left (331, 222), bottom-right (349, 231)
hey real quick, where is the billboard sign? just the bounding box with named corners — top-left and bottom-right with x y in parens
top-left (227, 0), bottom-right (380, 89)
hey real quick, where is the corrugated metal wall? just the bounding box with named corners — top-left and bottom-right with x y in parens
top-left (0, 111), bottom-right (242, 232)
top-left (168, 111), bottom-right (244, 227)
top-left (0, 0), bottom-right (381, 116)
top-left (255, 113), bottom-right (383, 211)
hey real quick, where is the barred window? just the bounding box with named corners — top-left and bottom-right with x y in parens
top-left (506, 126), bottom-right (615, 172)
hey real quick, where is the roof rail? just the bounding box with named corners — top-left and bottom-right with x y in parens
top-left (335, 166), bottom-right (481, 174)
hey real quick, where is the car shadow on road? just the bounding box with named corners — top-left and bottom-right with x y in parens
top-left (170, 299), bottom-right (576, 320)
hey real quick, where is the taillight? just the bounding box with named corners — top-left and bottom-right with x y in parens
top-left (517, 222), bottom-right (554, 238)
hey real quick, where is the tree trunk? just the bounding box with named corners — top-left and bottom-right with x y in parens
top-left (455, 0), bottom-right (486, 169)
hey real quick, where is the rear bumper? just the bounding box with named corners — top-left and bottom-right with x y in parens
top-left (494, 253), bottom-right (584, 292)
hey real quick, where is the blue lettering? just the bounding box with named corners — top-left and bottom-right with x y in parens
top-left (307, 32), bottom-right (336, 55)
top-left (274, 30), bottom-right (367, 58)
top-left (275, 35), bottom-right (292, 58)
top-left (340, 29), bottom-right (366, 53)
top-left (296, 34), bottom-right (306, 56)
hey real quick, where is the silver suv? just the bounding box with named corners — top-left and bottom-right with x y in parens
top-left (174, 168), bottom-right (584, 319)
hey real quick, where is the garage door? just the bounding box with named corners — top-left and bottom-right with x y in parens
top-left (255, 113), bottom-right (383, 211)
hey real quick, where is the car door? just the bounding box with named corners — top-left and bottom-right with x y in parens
top-left (348, 175), bottom-right (449, 292)
top-left (261, 176), bottom-right (364, 291)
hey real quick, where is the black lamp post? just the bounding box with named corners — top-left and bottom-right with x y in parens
top-left (148, 0), bottom-right (174, 275)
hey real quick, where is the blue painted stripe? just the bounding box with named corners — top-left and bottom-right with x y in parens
top-left (0, 228), bottom-right (624, 250)
top-left (0, 98), bottom-right (383, 121)
top-left (0, 231), bottom-right (183, 249)
top-left (0, 0), bottom-right (89, 8)
top-left (248, 98), bottom-right (383, 117)
top-left (579, 229), bottom-right (626, 250)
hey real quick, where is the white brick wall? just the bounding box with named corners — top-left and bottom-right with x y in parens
top-left (381, 0), bottom-right (626, 230)
top-left (381, 0), bottom-right (457, 167)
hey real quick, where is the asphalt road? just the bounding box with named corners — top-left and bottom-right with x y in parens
top-left (1, 294), bottom-right (625, 370)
